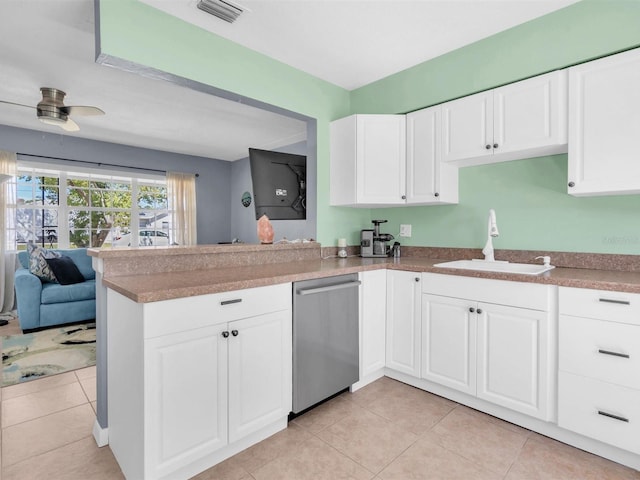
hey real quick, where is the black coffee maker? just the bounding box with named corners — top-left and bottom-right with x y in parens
top-left (360, 220), bottom-right (394, 257)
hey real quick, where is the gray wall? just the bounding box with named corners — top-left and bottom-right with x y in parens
top-left (0, 125), bottom-right (232, 244)
top-left (230, 139), bottom-right (316, 243)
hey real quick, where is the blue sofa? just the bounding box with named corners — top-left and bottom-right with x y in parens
top-left (15, 248), bottom-right (96, 331)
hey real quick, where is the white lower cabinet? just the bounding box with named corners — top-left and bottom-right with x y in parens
top-left (386, 270), bottom-right (422, 377)
top-left (107, 283), bottom-right (292, 480)
top-left (558, 286), bottom-right (640, 454)
top-left (476, 303), bottom-right (549, 417)
top-left (422, 294), bottom-right (476, 394)
top-left (146, 325), bottom-right (228, 478)
top-left (358, 270), bottom-right (387, 382)
top-left (227, 311), bottom-right (291, 443)
top-left (421, 273), bottom-right (555, 421)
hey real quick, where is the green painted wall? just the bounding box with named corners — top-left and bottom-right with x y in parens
top-left (98, 0), bottom-right (371, 247)
top-left (351, 0), bottom-right (640, 254)
top-left (98, 0), bottom-right (640, 252)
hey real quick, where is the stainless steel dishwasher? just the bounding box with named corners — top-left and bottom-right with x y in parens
top-left (292, 274), bottom-right (360, 414)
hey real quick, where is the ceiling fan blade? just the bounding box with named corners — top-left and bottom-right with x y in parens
top-left (0, 99), bottom-right (36, 110)
top-left (62, 105), bottom-right (105, 116)
top-left (60, 118), bottom-right (80, 132)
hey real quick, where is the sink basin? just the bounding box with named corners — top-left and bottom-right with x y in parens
top-left (433, 259), bottom-right (555, 276)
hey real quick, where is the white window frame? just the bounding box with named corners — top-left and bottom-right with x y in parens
top-left (11, 162), bottom-right (169, 250)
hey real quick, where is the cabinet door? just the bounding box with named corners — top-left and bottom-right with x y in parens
top-left (145, 325), bottom-right (228, 479)
top-left (360, 270), bottom-right (387, 379)
top-left (568, 48), bottom-right (640, 196)
top-left (407, 106), bottom-right (458, 205)
top-left (386, 270), bottom-right (421, 377)
top-left (330, 114), bottom-right (405, 206)
top-left (228, 310), bottom-right (292, 443)
top-left (422, 294), bottom-right (476, 394)
top-left (493, 70), bottom-right (567, 156)
top-left (476, 303), bottom-right (550, 420)
top-left (356, 115), bottom-right (406, 205)
top-left (441, 91), bottom-right (493, 163)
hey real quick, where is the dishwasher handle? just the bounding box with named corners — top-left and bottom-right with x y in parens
top-left (296, 280), bottom-right (361, 296)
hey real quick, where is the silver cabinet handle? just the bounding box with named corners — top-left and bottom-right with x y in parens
top-left (221, 298), bottom-right (242, 306)
top-left (598, 410), bottom-right (629, 423)
top-left (598, 349), bottom-right (630, 359)
top-left (296, 280), bottom-right (361, 296)
top-left (599, 298), bottom-right (631, 305)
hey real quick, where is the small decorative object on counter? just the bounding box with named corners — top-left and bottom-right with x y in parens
top-left (392, 241), bottom-right (401, 259)
top-left (337, 238), bottom-right (348, 258)
top-left (257, 214), bottom-right (274, 244)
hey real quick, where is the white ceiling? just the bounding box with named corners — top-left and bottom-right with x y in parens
top-left (0, 0), bottom-right (578, 162)
top-left (142, 0), bottom-right (580, 90)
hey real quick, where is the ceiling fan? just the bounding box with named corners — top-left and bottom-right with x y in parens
top-left (0, 87), bottom-right (104, 132)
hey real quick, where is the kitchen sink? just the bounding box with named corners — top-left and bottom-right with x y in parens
top-left (433, 259), bottom-right (555, 276)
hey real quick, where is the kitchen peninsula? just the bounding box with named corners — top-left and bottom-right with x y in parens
top-left (89, 243), bottom-right (640, 479)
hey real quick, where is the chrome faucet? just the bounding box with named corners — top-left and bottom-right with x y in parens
top-left (482, 209), bottom-right (499, 262)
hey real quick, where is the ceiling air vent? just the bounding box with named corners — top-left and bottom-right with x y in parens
top-left (197, 0), bottom-right (244, 23)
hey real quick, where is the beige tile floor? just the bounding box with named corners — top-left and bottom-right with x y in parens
top-left (2, 374), bottom-right (639, 479)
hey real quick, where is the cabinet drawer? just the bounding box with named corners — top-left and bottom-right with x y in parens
top-left (558, 371), bottom-right (640, 454)
top-left (559, 287), bottom-right (640, 325)
top-left (559, 315), bottom-right (640, 390)
top-left (144, 283), bottom-right (292, 338)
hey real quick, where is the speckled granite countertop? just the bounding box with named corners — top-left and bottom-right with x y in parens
top-left (102, 256), bottom-right (640, 303)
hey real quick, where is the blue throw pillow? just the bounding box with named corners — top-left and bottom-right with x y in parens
top-left (45, 256), bottom-right (85, 285)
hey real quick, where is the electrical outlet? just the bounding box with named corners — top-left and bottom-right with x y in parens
top-left (399, 224), bottom-right (412, 237)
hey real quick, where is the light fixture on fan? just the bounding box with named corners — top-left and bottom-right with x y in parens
top-left (0, 87), bottom-right (104, 132)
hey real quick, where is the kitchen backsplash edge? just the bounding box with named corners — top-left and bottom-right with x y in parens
top-left (321, 246), bottom-right (640, 273)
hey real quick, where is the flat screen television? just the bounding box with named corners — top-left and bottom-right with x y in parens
top-left (249, 148), bottom-right (306, 220)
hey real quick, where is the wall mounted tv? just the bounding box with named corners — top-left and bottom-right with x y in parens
top-left (249, 148), bottom-right (306, 220)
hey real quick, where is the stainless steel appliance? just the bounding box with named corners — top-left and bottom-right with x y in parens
top-left (360, 219), bottom-right (394, 258)
top-left (292, 274), bottom-right (360, 414)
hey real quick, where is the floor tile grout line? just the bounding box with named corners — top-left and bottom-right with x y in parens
top-left (1, 372), bottom-right (91, 400)
top-left (307, 428), bottom-right (377, 477)
top-left (423, 406), bottom-right (529, 478)
top-left (1, 398), bottom-right (93, 430)
top-left (1, 432), bottom-right (96, 469)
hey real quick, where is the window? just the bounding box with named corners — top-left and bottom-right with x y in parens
top-left (9, 165), bottom-right (170, 250)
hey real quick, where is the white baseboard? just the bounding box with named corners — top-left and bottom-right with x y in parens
top-left (93, 419), bottom-right (109, 447)
top-left (350, 368), bottom-right (385, 392)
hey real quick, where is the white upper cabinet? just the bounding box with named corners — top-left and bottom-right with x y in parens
top-left (442, 92), bottom-right (494, 164)
top-left (442, 70), bottom-right (568, 167)
top-left (568, 48), bottom-right (640, 196)
top-left (406, 106), bottom-right (458, 205)
top-left (330, 114), bottom-right (406, 207)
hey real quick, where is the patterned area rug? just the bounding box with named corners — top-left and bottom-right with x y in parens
top-left (1, 320), bottom-right (96, 387)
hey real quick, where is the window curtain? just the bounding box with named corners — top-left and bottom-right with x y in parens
top-left (0, 150), bottom-right (17, 312)
top-left (167, 171), bottom-right (197, 246)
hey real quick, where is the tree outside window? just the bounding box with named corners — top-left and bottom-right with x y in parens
top-left (13, 168), bottom-right (168, 249)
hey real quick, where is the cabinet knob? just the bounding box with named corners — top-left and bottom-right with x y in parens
top-left (493, 143), bottom-right (499, 149)
top-left (222, 331), bottom-right (230, 338)
top-left (485, 144), bottom-right (491, 150)
top-left (568, 181), bottom-right (575, 188)
top-left (231, 330), bottom-right (239, 337)
top-left (401, 195), bottom-right (406, 200)
top-left (415, 277), bottom-right (420, 282)
top-left (469, 307), bottom-right (475, 313)
top-left (434, 192), bottom-right (439, 197)
top-left (477, 308), bottom-right (483, 314)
